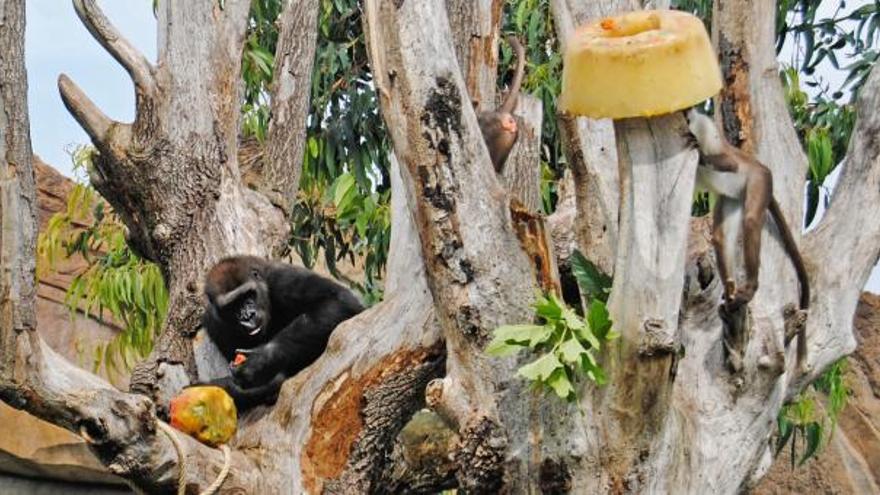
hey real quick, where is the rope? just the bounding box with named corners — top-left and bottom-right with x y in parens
top-left (157, 420), bottom-right (232, 495)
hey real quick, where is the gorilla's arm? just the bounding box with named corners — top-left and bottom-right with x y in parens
top-left (206, 373), bottom-right (287, 410)
top-left (232, 297), bottom-right (356, 389)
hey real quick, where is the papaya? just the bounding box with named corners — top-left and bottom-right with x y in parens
top-left (169, 385), bottom-right (237, 447)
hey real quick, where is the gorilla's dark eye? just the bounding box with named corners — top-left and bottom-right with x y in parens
top-left (251, 269), bottom-right (261, 279)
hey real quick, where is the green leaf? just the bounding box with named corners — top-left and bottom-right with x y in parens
top-left (559, 337), bottom-right (588, 365)
top-left (528, 325), bottom-right (554, 349)
top-left (571, 249), bottom-right (612, 303)
top-left (486, 340), bottom-right (523, 357)
top-left (487, 324), bottom-right (547, 356)
top-left (333, 173), bottom-right (356, 210)
top-left (561, 304), bottom-right (585, 331)
top-left (799, 422), bottom-right (823, 465)
top-left (533, 293), bottom-right (562, 321)
top-left (574, 320), bottom-right (601, 350)
top-left (587, 300), bottom-right (613, 341)
top-left (580, 352), bottom-right (607, 385)
top-left (546, 368), bottom-right (575, 401)
top-left (492, 324), bottom-right (546, 344)
top-left (518, 353), bottom-right (563, 382)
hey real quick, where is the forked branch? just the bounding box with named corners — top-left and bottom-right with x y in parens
top-left (72, 0), bottom-right (156, 94)
top-left (57, 74), bottom-right (124, 149)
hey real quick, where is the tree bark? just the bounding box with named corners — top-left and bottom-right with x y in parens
top-left (502, 95), bottom-right (544, 212)
top-left (446, 0), bottom-right (503, 113)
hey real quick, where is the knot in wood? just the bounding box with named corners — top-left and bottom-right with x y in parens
top-left (153, 223), bottom-right (171, 243)
top-left (638, 318), bottom-right (676, 356)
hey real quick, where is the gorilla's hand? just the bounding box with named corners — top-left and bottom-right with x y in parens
top-left (231, 345), bottom-right (280, 388)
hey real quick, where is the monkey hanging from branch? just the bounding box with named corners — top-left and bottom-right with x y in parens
top-left (685, 109), bottom-right (810, 369)
top-left (477, 35), bottom-right (526, 174)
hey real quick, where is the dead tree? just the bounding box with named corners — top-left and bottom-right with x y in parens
top-left (1, 0), bottom-right (879, 492)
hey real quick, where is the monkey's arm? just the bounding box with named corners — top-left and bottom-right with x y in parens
top-left (702, 150), bottom-right (741, 173)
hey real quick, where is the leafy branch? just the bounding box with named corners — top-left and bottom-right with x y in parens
top-left (489, 249), bottom-right (617, 402)
top-left (38, 146), bottom-right (168, 383)
top-left (488, 293), bottom-right (618, 402)
top-left (776, 359), bottom-right (850, 466)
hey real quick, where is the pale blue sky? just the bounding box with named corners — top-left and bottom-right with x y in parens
top-left (26, 0), bottom-right (156, 175)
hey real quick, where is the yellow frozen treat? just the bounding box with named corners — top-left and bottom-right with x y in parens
top-left (560, 10), bottom-right (722, 119)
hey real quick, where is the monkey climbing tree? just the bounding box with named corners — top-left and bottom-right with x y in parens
top-left (1, 0), bottom-right (879, 493)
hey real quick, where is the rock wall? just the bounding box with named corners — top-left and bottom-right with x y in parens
top-left (0, 158), bottom-right (131, 492)
top-left (753, 292), bottom-right (880, 494)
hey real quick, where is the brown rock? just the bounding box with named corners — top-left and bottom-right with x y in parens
top-left (0, 158), bottom-right (128, 490)
top-left (753, 293), bottom-right (880, 494)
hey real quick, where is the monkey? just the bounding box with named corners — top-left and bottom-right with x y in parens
top-left (200, 256), bottom-right (364, 409)
top-left (477, 35), bottom-right (526, 174)
top-left (685, 109), bottom-right (809, 364)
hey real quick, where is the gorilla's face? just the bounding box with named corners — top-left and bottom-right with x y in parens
top-left (213, 279), bottom-right (271, 341)
top-left (231, 293), bottom-right (264, 336)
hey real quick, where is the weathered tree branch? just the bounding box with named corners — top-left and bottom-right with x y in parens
top-left (261, 0), bottom-right (320, 215)
top-left (799, 64), bottom-right (880, 386)
top-left (446, 0), bottom-right (503, 112)
top-left (501, 94), bottom-right (543, 211)
top-left (57, 74), bottom-right (120, 149)
top-left (2, 339), bottom-right (259, 493)
top-left (365, 0), bottom-right (560, 490)
top-left (596, 114), bottom-right (698, 486)
top-left (807, 65), bottom-right (880, 292)
top-left (0, 0), bottom-right (38, 360)
top-left (72, 0), bottom-right (156, 95)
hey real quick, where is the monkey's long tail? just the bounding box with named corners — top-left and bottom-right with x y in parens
top-left (768, 197), bottom-right (810, 310)
top-left (499, 36), bottom-right (526, 114)
top-left (769, 196), bottom-right (810, 368)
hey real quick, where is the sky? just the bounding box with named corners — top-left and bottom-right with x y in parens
top-left (26, 0), bottom-right (156, 175)
top-left (23, 1), bottom-right (880, 292)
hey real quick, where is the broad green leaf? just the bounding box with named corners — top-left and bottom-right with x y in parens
top-left (574, 324), bottom-right (601, 350)
top-left (528, 325), bottom-right (554, 349)
top-left (533, 293), bottom-right (562, 321)
top-left (587, 300), bottom-right (613, 340)
top-left (546, 368), bottom-right (575, 401)
top-left (486, 339), bottom-right (523, 357)
top-left (571, 249), bottom-right (612, 303)
top-left (559, 337), bottom-right (588, 365)
top-left (518, 353), bottom-right (563, 382)
top-left (333, 173), bottom-right (356, 211)
top-left (799, 422), bottom-right (823, 465)
top-left (561, 305), bottom-right (585, 331)
top-left (492, 324), bottom-right (546, 344)
top-left (580, 352), bottom-right (607, 385)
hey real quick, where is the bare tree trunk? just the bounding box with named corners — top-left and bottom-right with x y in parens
top-left (502, 95), bottom-right (544, 212)
top-left (446, 0), bottom-right (503, 113)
